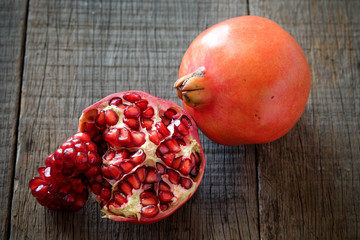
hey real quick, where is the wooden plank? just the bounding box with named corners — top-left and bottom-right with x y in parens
top-left (0, 0), bottom-right (28, 239)
top-left (10, 0), bottom-right (259, 239)
top-left (250, 0), bottom-right (360, 239)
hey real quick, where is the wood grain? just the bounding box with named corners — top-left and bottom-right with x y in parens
top-left (0, 0), bottom-right (28, 239)
top-left (10, 0), bottom-right (259, 239)
top-left (250, 0), bottom-right (360, 239)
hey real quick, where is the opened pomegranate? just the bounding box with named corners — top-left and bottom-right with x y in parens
top-left (175, 16), bottom-right (311, 145)
top-left (30, 91), bottom-right (205, 224)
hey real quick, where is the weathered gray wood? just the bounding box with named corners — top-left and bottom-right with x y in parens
top-left (10, 0), bottom-right (259, 239)
top-left (0, 0), bottom-right (28, 239)
top-left (250, 0), bottom-right (360, 239)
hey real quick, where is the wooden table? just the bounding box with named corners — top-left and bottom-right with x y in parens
top-left (1, 0), bottom-right (359, 239)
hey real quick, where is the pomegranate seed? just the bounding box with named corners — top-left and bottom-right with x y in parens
top-left (135, 99), bottom-right (148, 110)
top-left (37, 167), bottom-right (46, 179)
top-left (118, 104), bottom-right (128, 110)
top-left (127, 174), bottom-right (141, 189)
top-left (168, 170), bottom-right (180, 185)
top-left (88, 152), bottom-right (101, 165)
top-left (156, 163), bottom-right (166, 174)
top-left (29, 177), bottom-right (47, 190)
top-left (160, 204), bottom-right (168, 211)
top-left (124, 118), bottom-right (139, 129)
top-left (91, 183), bottom-right (102, 195)
top-left (124, 106), bottom-right (141, 118)
top-left (101, 166), bottom-right (113, 179)
top-left (85, 166), bottom-right (99, 178)
top-left (190, 166), bottom-right (199, 178)
top-left (141, 197), bottom-right (157, 206)
top-left (179, 158), bottom-right (194, 175)
top-left (141, 205), bottom-right (159, 218)
top-left (142, 183), bottom-right (154, 191)
top-left (96, 111), bottom-right (106, 126)
top-left (129, 149), bottom-right (145, 165)
top-left (100, 188), bottom-right (111, 201)
top-left (172, 157), bottom-right (182, 169)
top-left (136, 167), bottom-right (146, 182)
top-left (115, 149), bottom-right (130, 159)
top-left (164, 138), bottom-right (181, 153)
top-left (120, 182), bottom-right (133, 195)
top-left (144, 168), bottom-right (160, 183)
top-left (83, 122), bottom-right (98, 137)
top-left (108, 165), bottom-right (123, 180)
top-left (157, 144), bottom-right (169, 155)
top-left (161, 116), bottom-right (171, 126)
top-left (61, 141), bottom-right (73, 150)
top-left (191, 152), bottom-right (201, 165)
top-left (180, 115), bottom-right (192, 128)
top-left (148, 130), bottom-right (162, 145)
top-left (118, 128), bottom-right (131, 146)
top-left (114, 192), bottom-right (127, 205)
top-left (159, 191), bottom-right (174, 203)
top-left (164, 108), bottom-right (179, 119)
top-left (176, 138), bottom-right (186, 146)
top-left (162, 153), bottom-right (174, 167)
top-left (156, 122), bottom-right (170, 137)
top-left (74, 143), bottom-right (86, 153)
top-left (86, 142), bottom-right (98, 152)
top-left (75, 152), bottom-right (89, 171)
top-left (73, 132), bottom-right (91, 143)
top-left (45, 154), bottom-right (55, 167)
top-left (123, 92), bottom-right (141, 103)
top-left (109, 97), bottom-right (122, 106)
top-left (174, 120), bottom-right (189, 136)
top-left (131, 131), bottom-right (146, 147)
top-left (181, 178), bottom-right (193, 189)
top-left (140, 191), bottom-right (156, 199)
top-left (141, 118), bottom-right (153, 130)
top-left (54, 148), bottom-right (63, 160)
top-left (105, 110), bottom-right (119, 125)
top-left (142, 107), bottom-right (154, 119)
top-left (120, 162), bottom-right (134, 173)
top-left (159, 181), bottom-right (171, 192)
top-left (104, 128), bottom-right (120, 146)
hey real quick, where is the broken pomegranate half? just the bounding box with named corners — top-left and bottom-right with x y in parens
top-left (29, 91), bottom-right (205, 224)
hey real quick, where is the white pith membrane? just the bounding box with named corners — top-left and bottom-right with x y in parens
top-left (79, 93), bottom-right (203, 222)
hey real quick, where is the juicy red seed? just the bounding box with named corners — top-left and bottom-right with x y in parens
top-left (159, 191), bottom-right (174, 203)
top-left (161, 116), bottom-right (171, 126)
top-left (136, 167), bottom-right (146, 182)
top-left (181, 178), bottom-right (193, 189)
top-left (45, 154), bottom-right (55, 167)
top-left (130, 149), bottom-right (145, 165)
top-left (142, 107), bottom-right (154, 119)
top-left (61, 141), bottom-right (73, 150)
top-left (75, 152), bottom-right (89, 171)
top-left (88, 152), bottom-right (101, 165)
top-left (162, 153), bottom-right (174, 167)
top-left (109, 97), bottom-right (122, 106)
top-left (156, 163), bottom-right (167, 174)
top-left (120, 182), bottom-right (133, 195)
top-left (83, 122), bottom-right (97, 137)
top-left (148, 130), bottom-right (161, 145)
top-left (91, 183), bottom-right (102, 195)
top-left (85, 166), bottom-right (99, 178)
top-left (164, 108), bottom-right (179, 119)
top-left (118, 104), bottom-right (128, 110)
top-left (141, 118), bottom-right (153, 130)
top-left (74, 143), bottom-right (86, 153)
top-left (172, 157), bottom-right (182, 169)
top-left (73, 132), bottom-right (91, 143)
top-left (174, 120), bottom-right (189, 136)
top-left (179, 158), bottom-right (194, 175)
top-left (156, 122), bottom-right (170, 137)
top-left (114, 192), bottom-right (127, 205)
top-left (141, 197), bottom-right (157, 206)
top-left (127, 174), bottom-right (141, 189)
top-left (115, 149), bottom-right (130, 159)
top-left (124, 118), bottom-right (139, 129)
top-left (191, 152), bottom-right (201, 165)
top-left (159, 181), bottom-right (171, 192)
top-left (190, 166), bottom-right (199, 178)
top-left (181, 115), bottom-right (192, 128)
top-left (145, 168), bottom-right (160, 183)
top-left (135, 99), bottom-right (148, 110)
top-left (104, 128), bottom-right (120, 146)
top-left (118, 128), bottom-right (131, 146)
top-left (108, 165), bottom-right (123, 180)
top-left (105, 110), bottom-right (119, 125)
top-left (38, 167), bottom-right (46, 179)
top-left (100, 188), bottom-right (111, 201)
top-left (120, 162), bottom-right (134, 173)
top-left (54, 148), bottom-right (63, 160)
top-left (124, 106), bottom-right (141, 118)
top-left (131, 131), bottom-right (146, 147)
top-left (160, 204), bottom-right (168, 211)
top-left (29, 178), bottom-right (47, 190)
top-left (142, 183), bottom-right (154, 191)
top-left (123, 92), bottom-right (141, 103)
top-left (96, 111), bottom-right (106, 126)
top-left (101, 166), bottom-right (113, 179)
top-left (86, 142), bottom-right (98, 152)
top-left (157, 144), bottom-right (169, 155)
top-left (168, 170), bottom-right (180, 185)
top-left (141, 205), bottom-right (159, 218)
top-left (140, 191), bottom-right (156, 199)
top-left (165, 138), bottom-right (181, 153)
top-left (176, 138), bottom-right (186, 146)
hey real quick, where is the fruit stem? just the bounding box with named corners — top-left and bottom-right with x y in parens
top-left (174, 67), bottom-right (210, 108)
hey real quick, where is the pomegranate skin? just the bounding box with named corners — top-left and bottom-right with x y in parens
top-left (177, 16), bottom-right (311, 145)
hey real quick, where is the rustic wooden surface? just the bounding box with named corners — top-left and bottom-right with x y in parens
top-left (0, 0), bottom-right (359, 239)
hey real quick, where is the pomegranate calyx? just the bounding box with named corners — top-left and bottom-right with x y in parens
top-left (174, 67), bottom-right (211, 108)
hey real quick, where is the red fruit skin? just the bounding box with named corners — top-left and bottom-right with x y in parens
top-left (178, 16), bottom-right (311, 145)
top-left (79, 91), bottom-right (205, 224)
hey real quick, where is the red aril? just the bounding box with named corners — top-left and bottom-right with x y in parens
top-left (175, 16), bottom-right (311, 145)
top-left (30, 91), bottom-right (205, 224)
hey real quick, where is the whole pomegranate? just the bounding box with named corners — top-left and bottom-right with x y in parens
top-left (30, 91), bottom-right (205, 224)
top-left (174, 16), bottom-right (311, 145)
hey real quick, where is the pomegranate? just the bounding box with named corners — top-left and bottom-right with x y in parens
top-left (175, 16), bottom-right (311, 145)
top-left (29, 91), bottom-right (205, 224)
